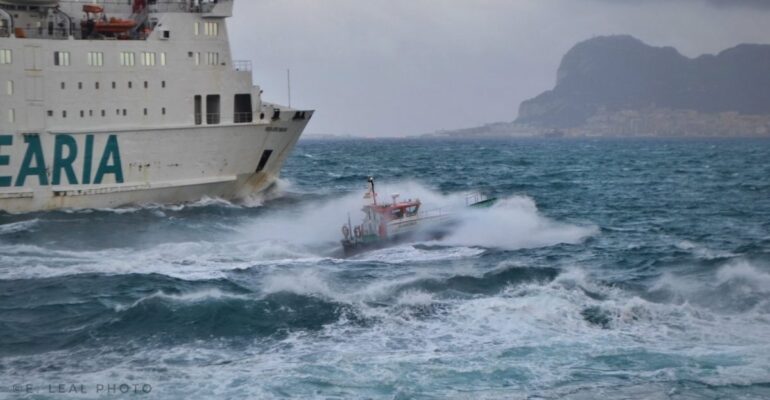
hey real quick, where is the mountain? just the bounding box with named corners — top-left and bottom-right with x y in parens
top-left (517, 35), bottom-right (770, 130)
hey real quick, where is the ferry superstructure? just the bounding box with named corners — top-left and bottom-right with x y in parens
top-left (0, 0), bottom-right (312, 212)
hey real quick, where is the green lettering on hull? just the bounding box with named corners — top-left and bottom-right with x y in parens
top-left (15, 135), bottom-right (48, 187)
top-left (94, 135), bottom-right (124, 184)
top-left (52, 135), bottom-right (78, 185)
top-left (0, 135), bottom-right (12, 187)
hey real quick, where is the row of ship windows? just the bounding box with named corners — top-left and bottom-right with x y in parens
top-left (58, 80), bottom-right (167, 90)
top-left (0, 50), bottom-right (222, 67)
top-left (1, 79), bottom-right (167, 94)
top-left (54, 51), bottom-right (168, 67)
top-left (51, 108), bottom-right (167, 119)
top-left (1, 107), bottom-right (169, 123)
top-left (194, 22), bottom-right (220, 37)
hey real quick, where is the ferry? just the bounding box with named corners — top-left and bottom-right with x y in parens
top-left (0, 0), bottom-right (312, 213)
top-left (340, 178), bottom-right (496, 257)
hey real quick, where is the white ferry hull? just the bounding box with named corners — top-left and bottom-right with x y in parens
top-left (0, 114), bottom-right (311, 213)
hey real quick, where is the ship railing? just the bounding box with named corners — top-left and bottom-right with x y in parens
top-left (418, 208), bottom-right (449, 219)
top-left (465, 193), bottom-right (488, 206)
top-left (233, 60), bottom-right (252, 72)
top-left (10, 27), bottom-right (70, 40)
top-left (206, 113), bottom-right (221, 125)
top-left (234, 112), bottom-right (253, 124)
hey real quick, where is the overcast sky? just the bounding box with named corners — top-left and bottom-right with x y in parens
top-left (229, 0), bottom-right (770, 137)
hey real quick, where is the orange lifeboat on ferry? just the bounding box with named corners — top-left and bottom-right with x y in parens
top-left (82, 4), bottom-right (104, 14)
top-left (93, 17), bottom-right (137, 34)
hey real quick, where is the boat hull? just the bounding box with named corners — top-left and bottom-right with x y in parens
top-left (0, 114), bottom-right (311, 213)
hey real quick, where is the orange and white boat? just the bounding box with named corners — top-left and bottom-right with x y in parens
top-left (340, 178), bottom-right (495, 256)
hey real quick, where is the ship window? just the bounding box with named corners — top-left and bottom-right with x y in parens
top-left (61, 82), bottom-right (65, 90)
top-left (204, 22), bottom-right (219, 37)
top-left (80, 110), bottom-right (84, 118)
top-left (47, 110), bottom-right (53, 117)
top-left (101, 110), bottom-right (105, 117)
top-left (206, 95), bottom-right (220, 124)
top-left (120, 52), bottom-right (135, 67)
top-left (194, 22), bottom-right (199, 36)
top-left (112, 81), bottom-right (116, 89)
top-left (116, 109), bottom-right (120, 116)
top-left (95, 82), bottom-right (100, 90)
top-left (8, 109), bottom-right (14, 123)
top-left (194, 95), bottom-right (202, 125)
top-left (160, 52), bottom-right (166, 66)
top-left (206, 52), bottom-right (219, 65)
top-left (54, 51), bottom-right (70, 66)
top-left (128, 81), bottom-right (132, 89)
top-left (194, 52), bottom-right (200, 66)
top-left (143, 108), bottom-right (147, 116)
top-left (87, 51), bottom-right (104, 67)
top-left (161, 81), bottom-right (166, 88)
top-left (142, 52), bottom-right (156, 66)
top-left (89, 110), bottom-right (93, 117)
top-left (122, 109), bottom-right (127, 116)
top-left (234, 94), bottom-right (253, 123)
top-left (162, 107), bottom-right (166, 115)
top-left (5, 80), bottom-right (12, 95)
top-left (62, 110), bottom-right (67, 118)
top-left (0, 49), bottom-right (11, 65)
top-left (78, 82), bottom-right (82, 90)
top-left (144, 81), bottom-right (148, 89)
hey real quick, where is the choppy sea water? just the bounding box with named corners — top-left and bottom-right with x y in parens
top-left (1, 138), bottom-right (770, 399)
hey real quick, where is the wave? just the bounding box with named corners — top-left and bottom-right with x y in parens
top-left (439, 196), bottom-right (598, 250)
top-left (0, 240), bottom-right (326, 281)
top-left (0, 218), bottom-right (39, 235)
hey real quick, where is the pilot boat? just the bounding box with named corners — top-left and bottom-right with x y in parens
top-left (340, 178), bottom-right (495, 256)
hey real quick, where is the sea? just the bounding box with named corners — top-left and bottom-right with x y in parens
top-left (1, 138), bottom-right (769, 399)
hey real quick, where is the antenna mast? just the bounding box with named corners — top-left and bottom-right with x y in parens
top-left (287, 68), bottom-right (292, 108)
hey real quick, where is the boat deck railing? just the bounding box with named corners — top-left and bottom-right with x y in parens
top-left (55, 0), bottom-right (223, 14)
top-left (233, 112), bottom-right (254, 124)
top-left (233, 60), bottom-right (252, 72)
top-left (466, 192), bottom-right (489, 206)
top-left (418, 208), bottom-right (449, 220)
top-left (5, 27), bottom-right (71, 40)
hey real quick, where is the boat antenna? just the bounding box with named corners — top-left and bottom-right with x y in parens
top-left (287, 68), bottom-right (292, 108)
top-left (368, 177), bottom-right (377, 206)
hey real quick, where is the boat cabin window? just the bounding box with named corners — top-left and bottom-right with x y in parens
top-left (391, 209), bottom-right (404, 219)
top-left (120, 52), bottom-right (135, 67)
top-left (0, 49), bottom-right (10, 65)
top-left (406, 206), bottom-right (418, 216)
top-left (206, 95), bottom-right (220, 124)
top-left (234, 94), bottom-right (252, 123)
top-left (87, 52), bottom-right (104, 67)
top-left (194, 95), bottom-right (202, 125)
top-left (54, 51), bottom-right (70, 67)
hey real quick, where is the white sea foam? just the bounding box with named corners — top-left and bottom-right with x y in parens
top-left (440, 196), bottom-right (599, 250)
top-left (0, 239), bottom-right (325, 281)
top-left (716, 260), bottom-right (770, 289)
top-left (114, 289), bottom-right (252, 312)
top-left (0, 218), bottom-right (39, 235)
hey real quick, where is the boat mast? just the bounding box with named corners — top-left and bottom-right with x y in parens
top-left (368, 177), bottom-right (377, 206)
